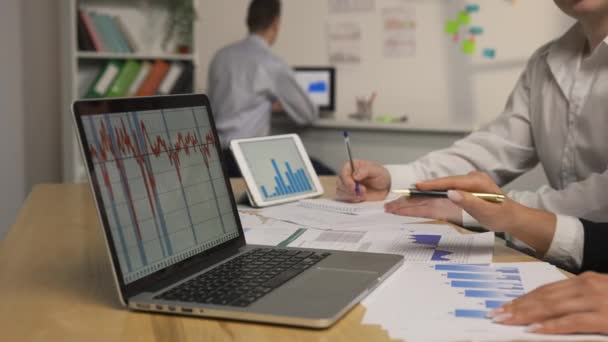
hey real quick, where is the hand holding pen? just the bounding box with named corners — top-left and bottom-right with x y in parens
top-left (335, 147), bottom-right (392, 202)
top-left (343, 131), bottom-right (360, 197)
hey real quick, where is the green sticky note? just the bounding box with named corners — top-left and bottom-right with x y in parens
top-left (462, 39), bottom-right (476, 54)
top-left (444, 20), bottom-right (459, 34)
top-left (457, 11), bottom-right (471, 25)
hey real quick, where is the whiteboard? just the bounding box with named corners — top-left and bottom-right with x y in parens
top-left (197, 0), bottom-right (573, 129)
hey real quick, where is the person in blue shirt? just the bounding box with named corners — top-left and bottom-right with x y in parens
top-left (208, 0), bottom-right (330, 177)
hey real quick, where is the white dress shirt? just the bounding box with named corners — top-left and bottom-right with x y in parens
top-left (208, 35), bottom-right (319, 147)
top-left (384, 24), bottom-right (608, 271)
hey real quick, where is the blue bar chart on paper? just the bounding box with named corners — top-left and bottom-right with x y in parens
top-left (431, 264), bottom-right (526, 319)
top-left (261, 159), bottom-right (312, 199)
top-left (410, 234), bottom-right (453, 261)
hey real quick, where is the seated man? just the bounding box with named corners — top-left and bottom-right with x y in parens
top-left (336, 0), bottom-right (608, 271)
top-left (208, 0), bottom-right (331, 177)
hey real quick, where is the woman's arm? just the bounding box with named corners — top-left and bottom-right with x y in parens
top-left (417, 171), bottom-right (557, 255)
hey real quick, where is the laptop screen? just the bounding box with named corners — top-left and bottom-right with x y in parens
top-left (81, 104), bottom-right (240, 284)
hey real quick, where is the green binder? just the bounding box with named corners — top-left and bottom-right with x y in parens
top-left (85, 60), bottom-right (123, 98)
top-left (106, 60), bottom-right (142, 97)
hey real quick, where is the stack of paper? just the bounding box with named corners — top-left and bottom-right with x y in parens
top-left (297, 195), bottom-right (401, 215)
top-left (362, 262), bottom-right (608, 341)
top-left (257, 201), bottom-right (429, 230)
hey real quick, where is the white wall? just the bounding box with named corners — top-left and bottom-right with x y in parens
top-left (197, 0), bottom-right (572, 128)
top-left (0, 0), bottom-right (61, 238)
top-left (0, 0), bottom-right (26, 238)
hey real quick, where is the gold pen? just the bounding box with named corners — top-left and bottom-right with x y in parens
top-left (392, 189), bottom-right (505, 204)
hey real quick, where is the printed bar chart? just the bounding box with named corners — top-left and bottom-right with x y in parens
top-left (485, 300), bottom-right (508, 309)
top-left (450, 281), bottom-right (524, 290)
top-left (432, 264), bottom-right (526, 320)
top-left (446, 272), bottom-right (521, 281)
top-left (464, 290), bottom-right (523, 299)
top-left (435, 264), bottom-right (519, 273)
top-left (454, 309), bottom-right (489, 319)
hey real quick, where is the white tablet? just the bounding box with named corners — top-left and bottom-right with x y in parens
top-left (230, 134), bottom-right (324, 207)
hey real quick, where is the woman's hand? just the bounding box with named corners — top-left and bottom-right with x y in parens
top-left (418, 171), bottom-right (556, 255)
top-left (490, 272), bottom-right (608, 335)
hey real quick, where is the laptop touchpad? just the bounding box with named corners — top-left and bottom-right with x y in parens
top-left (254, 268), bottom-right (378, 318)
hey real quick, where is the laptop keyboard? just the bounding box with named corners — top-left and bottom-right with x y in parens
top-left (154, 248), bottom-right (331, 307)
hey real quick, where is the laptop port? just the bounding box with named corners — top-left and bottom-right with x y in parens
top-left (181, 308), bottom-right (193, 313)
top-left (155, 305), bottom-right (164, 310)
top-left (136, 303), bottom-right (150, 309)
top-left (168, 306), bottom-right (176, 312)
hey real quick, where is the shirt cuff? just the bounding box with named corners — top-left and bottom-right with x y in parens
top-left (461, 210), bottom-right (482, 228)
top-left (544, 215), bottom-right (584, 271)
top-left (384, 164), bottom-right (419, 191)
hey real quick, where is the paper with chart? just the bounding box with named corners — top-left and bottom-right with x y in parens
top-left (288, 230), bottom-right (494, 264)
top-left (244, 220), bottom-right (494, 264)
top-left (257, 202), bottom-right (428, 230)
top-left (362, 262), bottom-right (608, 342)
top-left (297, 194), bottom-right (400, 216)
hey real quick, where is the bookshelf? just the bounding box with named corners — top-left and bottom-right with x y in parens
top-left (60, 0), bottom-right (199, 183)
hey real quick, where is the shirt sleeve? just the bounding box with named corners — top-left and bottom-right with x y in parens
top-left (269, 62), bottom-right (319, 125)
top-left (383, 50), bottom-right (540, 195)
top-left (543, 215), bottom-right (584, 272)
top-left (508, 170), bottom-right (608, 222)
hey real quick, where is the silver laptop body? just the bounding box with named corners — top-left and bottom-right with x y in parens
top-left (72, 94), bottom-right (403, 328)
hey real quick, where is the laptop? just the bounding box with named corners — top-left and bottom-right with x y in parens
top-left (72, 94), bottom-right (402, 328)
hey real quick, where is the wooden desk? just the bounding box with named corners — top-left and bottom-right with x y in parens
top-left (0, 177), bottom-right (539, 341)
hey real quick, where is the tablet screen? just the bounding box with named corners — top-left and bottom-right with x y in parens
top-left (238, 137), bottom-right (317, 200)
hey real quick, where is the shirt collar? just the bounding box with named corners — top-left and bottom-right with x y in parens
top-left (547, 23), bottom-right (587, 98)
top-left (247, 34), bottom-right (271, 50)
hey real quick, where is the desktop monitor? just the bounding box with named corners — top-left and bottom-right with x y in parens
top-left (293, 67), bottom-right (336, 112)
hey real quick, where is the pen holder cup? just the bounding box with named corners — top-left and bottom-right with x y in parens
top-left (350, 99), bottom-right (373, 120)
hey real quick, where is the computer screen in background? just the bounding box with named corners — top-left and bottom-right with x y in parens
top-left (293, 67), bottom-right (335, 112)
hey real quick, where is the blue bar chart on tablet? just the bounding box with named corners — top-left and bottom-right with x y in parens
top-left (239, 136), bottom-right (317, 200)
top-left (260, 159), bottom-right (313, 199)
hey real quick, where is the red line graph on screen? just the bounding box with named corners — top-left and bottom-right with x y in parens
top-left (89, 116), bottom-right (216, 243)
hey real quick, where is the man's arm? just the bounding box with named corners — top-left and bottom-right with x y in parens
top-left (268, 62), bottom-right (319, 125)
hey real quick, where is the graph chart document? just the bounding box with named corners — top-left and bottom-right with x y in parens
top-left (83, 106), bottom-right (239, 283)
top-left (241, 216), bottom-right (493, 264)
top-left (287, 230), bottom-right (494, 264)
top-left (297, 194), bottom-right (401, 215)
top-left (257, 202), bottom-right (427, 230)
top-left (362, 263), bottom-right (607, 342)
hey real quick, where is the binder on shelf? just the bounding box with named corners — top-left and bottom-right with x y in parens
top-left (157, 63), bottom-right (185, 95)
top-left (170, 63), bottom-right (195, 94)
top-left (136, 60), bottom-right (170, 96)
top-left (113, 16), bottom-right (138, 53)
top-left (108, 15), bottom-right (132, 53)
top-left (78, 9), bottom-right (102, 51)
top-left (106, 60), bottom-right (141, 97)
top-left (85, 60), bottom-right (123, 98)
top-left (90, 12), bottom-right (120, 53)
top-left (77, 11), bottom-right (95, 51)
top-left (127, 61), bottom-right (152, 96)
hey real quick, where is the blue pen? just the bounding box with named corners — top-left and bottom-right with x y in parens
top-left (343, 131), bottom-right (361, 196)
